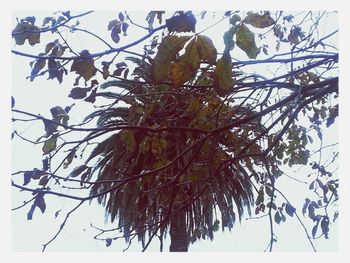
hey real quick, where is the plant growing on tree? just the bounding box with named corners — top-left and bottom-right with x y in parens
top-left (11, 10), bottom-right (338, 252)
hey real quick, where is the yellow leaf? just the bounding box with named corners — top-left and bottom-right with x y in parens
top-left (70, 50), bottom-right (97, 81)
top-left (152, 36), bottom-right (191, 83)
top-left (236, 24), bottom-right (260, 59)
top-left (42, 136), bottom-right (57, 155)
top-left (170, 38), bottom-right (201, 86)
top-left (196, 35), bottom-right (217, 64)
top-left (213, 54), bottom-right (235, 96)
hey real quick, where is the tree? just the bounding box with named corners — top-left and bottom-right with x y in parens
top-left (11, 10), bottom-right (338, 252)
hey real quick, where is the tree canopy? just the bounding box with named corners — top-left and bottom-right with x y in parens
top-left (11, 10), bottom-right (338, 252)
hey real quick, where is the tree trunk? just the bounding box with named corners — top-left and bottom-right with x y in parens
top-left (169, 209), bottom-right (188, 252)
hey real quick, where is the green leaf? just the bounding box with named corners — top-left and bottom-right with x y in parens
top-left (236, 24), bottom-right (260, 59)
top-left (213, 54), bottom-right (235, 96)
top-left (170, 38), bottom-right (201, 86)
top-left (243, 11), bottom-right (275, 28)
top-left (42, 136), bottom-right (57, 155)
top-left (70, 50), bottom-right (97, 81)
top-left (151, 35), bottom-right (191, 83)
top-left (196, 35), bottom-right (217, 64)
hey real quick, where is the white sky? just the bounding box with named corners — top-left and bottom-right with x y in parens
top-left (1, 0), bottom-right (350, 262)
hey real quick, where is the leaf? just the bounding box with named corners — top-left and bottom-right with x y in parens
top-left (27, 194), bottom-right (46, 220)
top-left (166, 12), bottom-right (196, 33)
top-left (170, 38), bottom-right (201, 86)
top-left (326, 105), bottom-right (338, 127)
top-left (32, 169), bottom-right (46, 180)
top-left (230, 14), bottom-right (241, 26)
top-left (196, 35), bottom-right (217, 64)
top-left (84, 88), bottom-right (97, 103)
top-left (38, 175), bottom-right (49, 186)
top-left (11, 96), bottom-right (15, 108)
top-left (146, 12), bottom-right (156, 29)
top-left (35, 194), bottom-right (46, 214)
top-left (27, 203), bottom-right (36, 220)
top-left (50, 106), bottom-right (69, 126)
top-left (236, 24), bottom-right (260, 59)
top-left (30, 58), bottom-right (46, 81)
top-left (151, 35), bottom-right (191, 83)
top-left (285, 203), bottom-right (296, 217)
top-left (69, 87), bottom-right (89, 99)
top-left (108, 19), bottom-right (119, 30)
top-left (265, 186), bottom-right (273, 197)
top-left (255, 187), bottom-right (264, 205)
top-left (274, 211), bottom-right (281, 224)
top-left (70, 50), bottom-right (97, 81)
top-left (42, 136), bottom-right (57, 155)
top-left (122, 23), bottom-right (129, 36)
top-left (42, 157), bottom-right (49, 171)
top-left (213, 54), bottom-right (235, 96)
top-left (288, 26), bottom-right (304, 45)
top-left (12, 22), bottom-right (40, 46)
top-left (111, 25), bottom-right (121, 44)
top-left (54, 209), bottom-right (61, 218)
top-left (321, 216), bottom-right (329, 238)
top-left (23, 171), bottom-right (34, 186)
top-left (223, 26), bottom-right (238, 53)
top-left (64, 103), bottom-right (75, 114)
top-left (69, 165), bottom-right (88, 178)
top-left (47, 59), bottom-right (65, 83)
top-left (267, 201), bottom-right (277, 210)
top-left (243, 11), bottom-right (275, 28)
top-left (62, 11), bottom-right (71, 18)
top-left (63, 150), bottom-right (76, 169)
top-left (312, 223), bottom-right (318, 238)
top-left (106, 238), bottom-right (113, 247)
top-left (118, 12), bottom-right (124, 22)
top-left (42, 16), bottom-right (54, 26)
top-left (42, 119), bottom-right (57, 137)
top-left (50, 106), bottom-right (65, 117)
